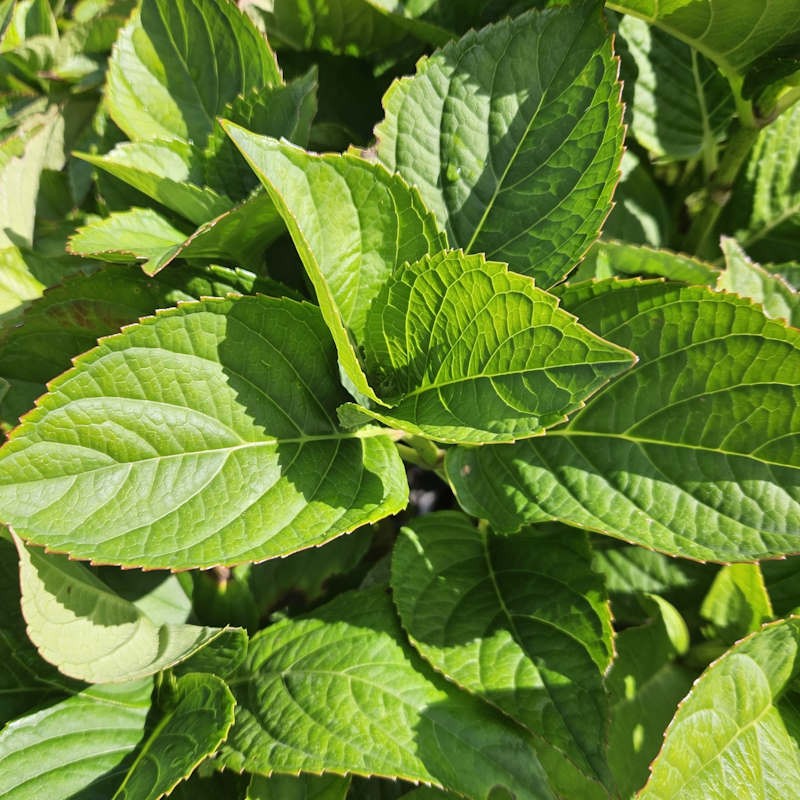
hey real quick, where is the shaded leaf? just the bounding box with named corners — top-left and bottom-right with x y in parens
top-left (640, 618), bottom-right (800, 799)
top-left (376, 1), bottom-right (624, 286)
top-left (448, 279), bottom-right (800, 562)
top-left (218, 588), bottom-right (554, 800)
top-left (0, 296), bottom-right (407, 569)
top-left (353, 250), bottom-right (634, 443)
top-left (392, 512), bottom-right (613, 799)
top-left (247, 773), bottom-right (351, 800)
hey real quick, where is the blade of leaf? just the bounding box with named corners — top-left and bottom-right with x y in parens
top-left (247, 774), bottom-right (351, 800)
top-left (391, 512), bottom-right (614, 799)
top-left (375, 1), bottom-right (625, 287)
top-left (112, 673), bottom-right (235, 800)
top-left (640, 617), bottom-right (800, 799)
top-left (353, 249), bottom-right (635, 443)
top-left (217, 587), bottom-right (555, 800)
top-left (0, 296), bottom-right (407, 569)
top-left (222, 124), bottom-right (447, 404)
top-left (448, 279), bottom-right (800, 562)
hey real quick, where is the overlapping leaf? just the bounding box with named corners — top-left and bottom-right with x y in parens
top-left (350, 250), bottom-right (634, 443)
top-left (640, 617), bottom-right (800, 799)
top-left (0, 296), bottom-right (407, 569)
top-left (218, 588), bottom-right (554, 800)
top-left (247, 774), bottom-right (350, 800)
top-left (106, 0), bottom-right (281, 145)
top-left (375, 1), bottom-right (624, 286)
top-left (448, 279), bottom-right (800, 562)
top-left (392, 513), bottom-right (613, 799)
top-left (223, 124), bottom-right (446, 403)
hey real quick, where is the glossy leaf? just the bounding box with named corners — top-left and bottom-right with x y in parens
top-left (448, 279), bottom-right (800, 562)
top-left (106, 0), bottom-right (281, 146)
top-left (353, 249), bottom-right (635, 443)
top-left (0, 679), bottom-right (154, 800)
top-left (640, 618), bottom-right (800, 799)
top-left (0, 296), bottom-right (407, 569)
top-left (112, 673), bottom-right (235, 800)
top-left (223, 124), bottom-right (446, 404)
top-left (247, 773), bottom-right (350, 800)
top-left (218, 588), bottom-right (554, 800)
top-left (392, 512), bottom-right (613, 799)
top-left (719, 102), bottom-right (800, 264)
top-left (15, 538), bottom-right (229, 683)
top-left (376, 1), bottom-right (624, 286)
top-left (718, 236), bottom-right (800, 326)
top-left (614, 13), bottom-right (734, 160)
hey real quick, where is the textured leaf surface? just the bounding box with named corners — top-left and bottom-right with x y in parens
top-left (219, 588), bottom-right (554, 799)
top-left (719, 102), bottom-right (800, 263)
top-left (376, 2), bottom-right (624, 286)
top-left (718, 237), bottom-right (800, 327)
top-left (392, 513), bottom-right (613, 798)
top-left (353, 250), bottom-right (634, 442)
top-left (15, 539), bottom-right (227, 683)
top-left (0, 296), bottom-right (407, 569)
top-left (247, 773), bottom-right (350, 800)
top-left (614, 13), bottom-right (734, 159)
top-left (640, 618), bottom-right (800, 799)
top-left (606, 596), bottom-right (695, 799)
top-left (106, 0), bottom-right (281, 145)
top-left (608, 0), bottom-right (800, 76)
top-left (0, 679), bottom-right (153, 800)
top-left (224, 125), bottom-right (446, 403)
top-left (78, 140), bottom-right (233, 226)
top-left (112, 673), bottom-right (235, 800)
top-left (448, 279), bottom-right (800, 562)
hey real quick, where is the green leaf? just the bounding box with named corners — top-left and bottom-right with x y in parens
top-left (112, 673), bottom-right (235, 800)
top-left (0, 679), bottom-right (154, 800)
top-left (106, 0), bottom-right (281, 146)
top-left (375, 2), bottom-right (624, 287)
top-left (718, 236), bottom-right (800, 326)
top-left (15, 538), bottom-right (230, 683)
top-left (700, 563), bottom-right (773, 644)
top-left (607, 0), bottom-right (800, 78)
top-left (0, 246), bottom-right (45, 316)
top-left (572, 239), bottom-right (719, 285)
top-left (247, 774), bottom-right (351, 800)
top-left (448, 279), bottom-right (800, 562)
top-left (762, 558), bottom-right (800, 616)
top-left (352, 250), bottom-right (634, 443)
top-left (640, 617), bottom-right (800, 799)
top-left (0, 296), bottom-right (407, 569)
top-left (391, 512), bottom-right (613, 799)
top-left (219, 587), bottom-right (554, 799)
top-left (223, 124), bottom-right (446, 404)
top-left (77, 140), bottom-right (233, 226)
top-left (718, 102), bottom-right (800, 264)
top-left (614, 13), bottom-right (734, 160)
top-left (606, 595), bottom-right (696, 799)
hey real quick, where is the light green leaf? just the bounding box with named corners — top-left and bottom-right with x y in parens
top-left (448, 279), bottom-right (800, 562)
top-left (573, 239), bottom-right (719, 285)
top-left (223, 124), bottom-right (446, 404)
top-left (718, 236), bottom-right (800, 326)
top-left (375, 1), bottom-right (624, 287)
top-left (0, 246), bottom-right (45, 316)
top-left (106, 0), bottom-right (281, 146)
top-left (77, 140), bottom-right (233, 226)
top-left (0, 296), bottom-right (407, 569)
top-left (614, 13), bottom-right (734, 160)
top-left (701, 563), bottom-right (773, 644)
top-left (0, 679), bottom-right (154, 800)
top-left (112, 673), bottom-right (235, 800)
top-left (392, 512), bottom-right (613, 799)
top-left (640, 617), bottom-right (800, 800)
top-left (608, 0), bottom-right (800, 79)
top-left (219, 588), bottom-right (554, 800)
top-left (352, 250), bottom-right (634, 443)
top-left (718, 102), bottom-right (800, 263)
top-left (606, 596), bottom-right (696, 799)
top-left (247, 773), bottom-right (351, 800)
top-left (15, 538), bottom-right (229, 683)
